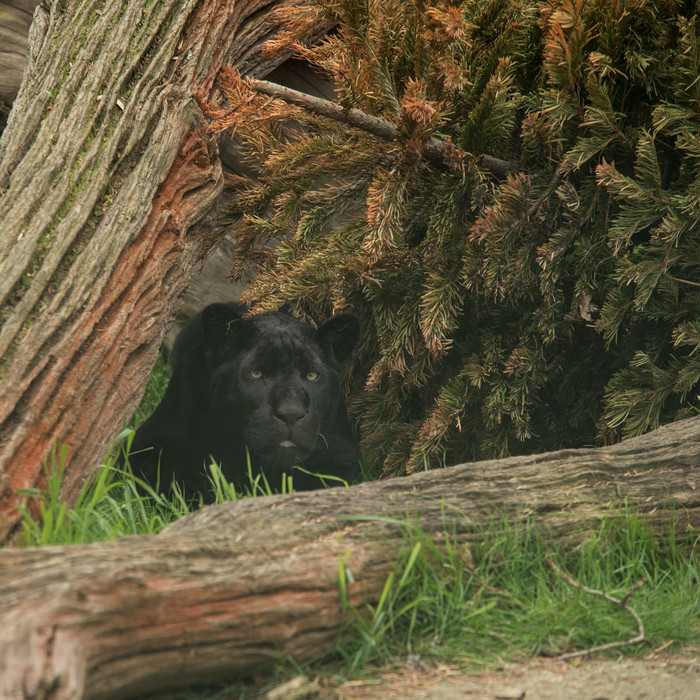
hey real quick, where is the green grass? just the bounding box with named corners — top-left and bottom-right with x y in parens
top-left (15, 438), bottom-right (191, 546)
top-left (326, 509), bottom-right (700, 676)
top-left (15, 352), bottom-right (182, 546)
top-left (12, 444), bottom-right (700, 695)
top-left (8, 353), bottom-right (700, 697)
top-left (130, 350), bottom-right (171, 427)
top-left (14, 435), bottom-right (316, 547)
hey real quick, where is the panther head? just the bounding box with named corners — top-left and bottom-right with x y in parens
top-left (200, 303), bottom-right (360, 482)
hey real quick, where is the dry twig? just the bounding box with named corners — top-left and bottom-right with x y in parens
top-left (241, 75), bottom-right (518, 178)
top-left (545, 557), bottom-right (647, 660)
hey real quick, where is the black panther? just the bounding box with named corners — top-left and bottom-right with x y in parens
top-left (127, 302), bottom-right (360, 498)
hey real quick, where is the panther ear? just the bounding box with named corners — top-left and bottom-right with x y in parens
top-left (316, 314), bottom-right (360, 369)
top-left (201, 303), bottom-right (247, 364)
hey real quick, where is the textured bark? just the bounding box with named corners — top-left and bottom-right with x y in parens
top-left (0, 0), bottom-right (295, 539)
top-left (1, 415), bottom-right (699, 699)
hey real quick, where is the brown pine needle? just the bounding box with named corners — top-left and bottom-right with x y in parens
top-left (244, 76), bottom-right (517, 177)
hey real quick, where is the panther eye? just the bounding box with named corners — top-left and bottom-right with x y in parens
top-left (306, 371), bottom-right (320, 382)
top-left (249, 369), bottom-right (263, 380)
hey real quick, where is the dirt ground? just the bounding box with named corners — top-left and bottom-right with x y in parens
top-left (330, 652), bottom-right (700, 700)
top-left (264, 647), bottom-right (700, 699)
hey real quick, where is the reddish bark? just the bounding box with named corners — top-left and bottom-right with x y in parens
top-left (0, 0), bottom-right (296, 539)
top-left (1, 415), bottom-right (699, 698)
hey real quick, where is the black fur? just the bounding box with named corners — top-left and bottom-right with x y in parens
top-left (128, 303), bottom-right (360, 498)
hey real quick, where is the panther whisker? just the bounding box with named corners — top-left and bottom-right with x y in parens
top-left (319, 433), bottom-right (329, 450)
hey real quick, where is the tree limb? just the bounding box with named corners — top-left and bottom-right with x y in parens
top-left (0, 0), bottom-right (296, 539)
top-left (244, 75), bottom-right (518, 177)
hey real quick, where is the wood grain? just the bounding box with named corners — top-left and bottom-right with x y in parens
top-left (1, 415), bottom-right (698, 698)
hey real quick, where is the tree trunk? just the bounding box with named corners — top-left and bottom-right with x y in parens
top-left (0, 0), bottom-right (295, 539)
top-left (1, 415), bottom-right (699, 699)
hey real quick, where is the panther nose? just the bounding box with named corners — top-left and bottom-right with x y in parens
top-left (274, 398), bottom-right (307, 428)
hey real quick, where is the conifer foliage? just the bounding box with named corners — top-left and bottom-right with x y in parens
top-left (208, 0), bottom-right (700, 476)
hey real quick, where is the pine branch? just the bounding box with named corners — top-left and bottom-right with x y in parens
top-left (245, 76), bottom-right (517, 178)
top-left (670, 276), bottom-right (700, 289)
top-left (209, 1), bottom-right (700, 468)
top-left (526, 164), bottom-right (564, 219)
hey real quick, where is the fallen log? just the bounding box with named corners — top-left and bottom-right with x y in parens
top-left (0, 1), bottom-right (40, 122)
top-left (1, 415), bottom-right (699, 699)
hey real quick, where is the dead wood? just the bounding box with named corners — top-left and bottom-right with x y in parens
top-left (0, 1), bottom-right (40, 116)
top-left (218, 70), bottom-right (518, 176)
top-left (0, 0), bottom-right (299, 539)
top-left (0, 415), bottom-right (698, 699)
